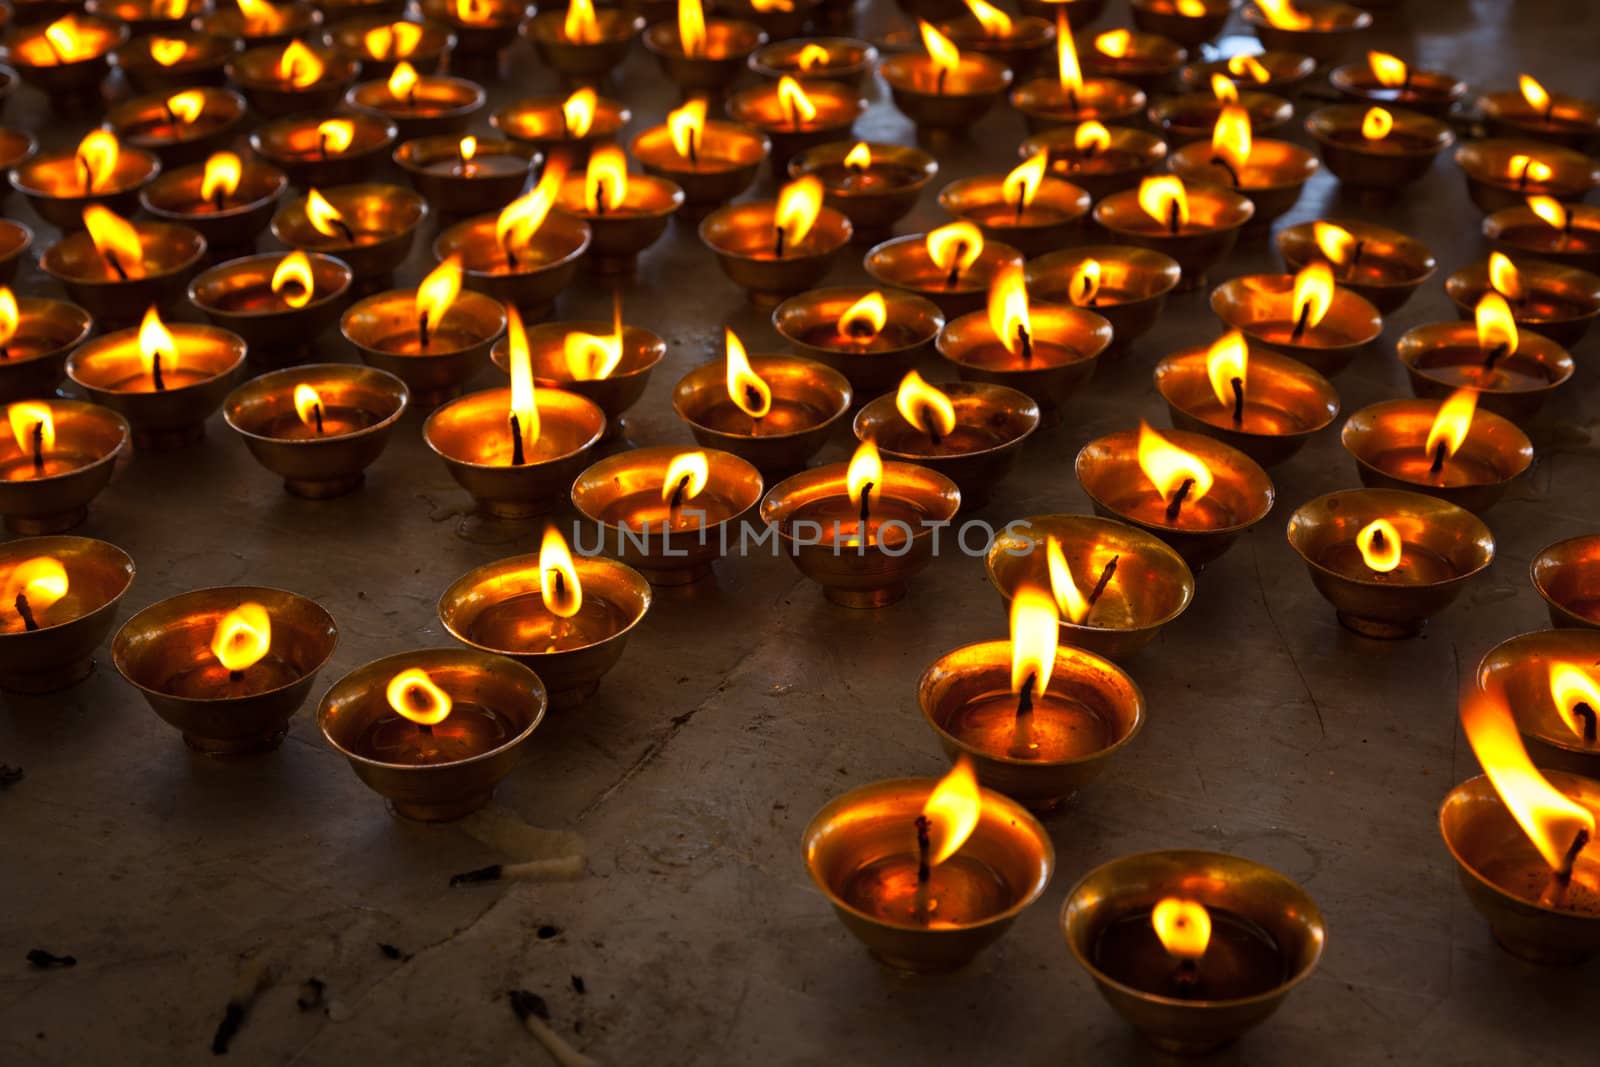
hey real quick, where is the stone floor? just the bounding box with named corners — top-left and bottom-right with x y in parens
top-left (5, 1), bottom-right (1600, 1064)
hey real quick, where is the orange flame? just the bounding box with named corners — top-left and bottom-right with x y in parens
top-left (211, 602), bottom-right (272, 673)
top-left (1138, 421), bottom-right (1213, 507)
top-left (846, 438), bottom-right (881, 511)
top-left (458, 136), bottom-right (477, 163)
top-left (1069, 258), bottom-right (1101, 307)
top-left (838, 291), bottom-right (886, 341)
top-left (1356, 518), bottom-right (1401, 573)
top-left (1476, 291), bottom-right (1519, 359)
top-left (150, 37), bottom-right (190, 66)
top-left (539, 526), bottom-right (583, 618)
top-left (564, 296), bottom-right (625, 380)
top-left (775, 175), bottom-right (823, 250)
top-left (1095, 29), bottom-right (1132, 59)
top-left (797, 43), bottom-right (831, 71)
top-left (304, 188), bottom-right (349, 241)
top-left (987, 261), bottom-right (1031, 357)
top-left (1074, 120), bottom-right (1110, 154)
top-left (926, 221), bottom-right (983, 276)
top-left (1313, 221), bottom-right (1356, 267)
top-left (661, 450), bottom-right (709, 503)
top-left (386, 667), bottom-right (453, 726)
top-left (201, 151), bottom-right (242, 206)
top-left (293, 383), bottom-right (324, 429)
top-left (388, 61), bottom-right (420, 102)
top-left (1152, 898), bottom-right (1211, 960)
top-left (0, 289), bottom-right (17, 349)
top-left (1254, 0), bottom-right (1313, 30)
top-left (1211, 105), bottom-right (1252, 171)
top-left (563, 87), bottom-right (597, 139)
top-left (1509, 153), bottom-right (1554, 185)
top-left (1462, 684), bottom-right (1595, 873)
top-left (1549, 664), bottom-right (1600, 744)
top-left (1210, 72), bottom-right (1239, 104)
top-left (965, 0), bottom-right (1013, 36)
top-left (1046, 535), bottom-right (1089, 624)
top-left (416, 256), bottom-right (463, 336)
top-left (456, 0), bottom-right (493, 23)
top-left (725, 328), bottom-right (771, 419)
top-left (1528, 195), bottom-right (1568, 231)
top-left (895, 370), bottom-right (956, 439)
top-left (1486, 252), bottom-right (1524, 304)
top-left (1137, 175), bottom-right (1189, 231)
top-left (585, 142), bottom-right (629, 214)
top-left (237, 0), bottom-right (287, 32)
top-left (1361, 106), bottom-right (1393, 140)
top-left (920, 20), bottom-right (961, 80)
top-left (2, 556), bottom-right (68, 615)
top-left (1292, 261), bottom-right (1335, 333)
top-left (278, 40), bottom-right (324, 88)
top-left (316, 119), bottom-right (356, 155)
top-left (1519, 74), bottom-right (1550, 114)
top-left (679, 0), bottom-right (707, 58)
top-left (668, 98), bottom-right (706, 159)
top-left (1057, 14), bottom-right (1082, 96)
top-left (1176, 0), bottom-right (1207, 13)
top-left (41, 16), bottom-right (95, 63)
top-left (1005, 150), bottom-right (1049, 211)
top-left (7, 402), bottom-right (54, 457)
top-left (506, 305), bottom-right (539, 455)
top-left (921, 757), bottom-right (981, 868)
top-left (75, 130), bottom-right (119, 195)
top-left (496, 158), bottom-right (567, 258)
top-left (1227, 53), bottom-right (1271, 84)
top-left (564, 0), bottom-right (602, 44)
top-left (1010, 584), bottom-right (1058, 695)
top-left (138, 305), bottom-right (176, 379)
top-left (364, 21), bottom-right (422, 60)
top-left (83, 205), bottom-right (144, 279)
top-left (1205, 330), bottom-right (1248, 411)
top-left (166, 90), bottom-right (206, 125)
top-left (1424, 388), bottom-right (1477, 464)
top-left (751, 0), bottom-right (795, 11)
top-left (1369, 51), bottom-right (1407, 88)
top-left (777, 76), bottom-right (818, 127)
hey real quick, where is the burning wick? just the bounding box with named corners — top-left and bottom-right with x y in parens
top-left (1482, 340), bottom-right (1510, 372)
top-left (1209, 152), bottom-right (1241, 188)
top-left (310, 403), bottom-right (324, 434)
top-left (319, 131), bottom-right (331, 159)
top-left (1429, 441), bottom-right (1447, 475)
top-left (857, 480), bottom-right (873, 527)
top-left (14, 590), bottom-right (38, 632)
top-left (1572, 699), bottom-right (1598, 744)
top-left (1164, 478), bottom-right (1195, 521)
top-left (668, 472), bottom-right (692, 511)
top-left (593, 178), bottom-right (608, 217)
top-left (1078, 274), bottom-right (1097, 307)
top-left (1166, 199), bottom-right (1181, 236)
top-left (103, 249), bottom-right (129, 282)
top-left (1290, 301), bottom-right (1312, 343)
top-left (912, 812), bottom-right (934, 917)
top-left (151, 350), bottom-right (166, 392)
top-left (936, 67), bottom-right (948, 96)
top-left (945, 241), bottom-right (967, 288)
top-left (774, 224), bottom-right (788, 259)
top-left (1547, 828), bottom-right (1592, 908)
top-left (1087, 554), bottom-right (1119, 607)
top-left (329, 217), bottom-right (355, 242)
top-left (1515, 157), bottom-right (1535, 189)
top-left (923, 406), bottom-right (943, 447)
top-left (30, 420), bottom-right (44, 473)
top-left (418, 310), bottom-right (433, 350)
top-left (684, 129), bottom-right (698, 167)
top-left (1229, 376), bottom-right (1245, 425)
top-left (509, 413), bottom-right (525, 466)
top-left (1015, 322), bottom-right (1033, 362)
top-left (213, 187), bottom-right (228, 214)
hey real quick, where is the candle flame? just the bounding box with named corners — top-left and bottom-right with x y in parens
top-left (1356, 518), bottom-right (1402, 573)
top-left (1254, 0), bottom-right (1313, 30)
top-left (201, 152), bottom-right (242, 205)
top-left (725, 328), bottom-right (771, 419)
top-left (895, 370), bottom-right (956, 439)
top-left (416, 256), bottom-right (463, 335)
top-left (211, 602), bottom-right (272, 673)
top-left (1361, 106), bottom-right (1393, 141)
top-left (668, 98), bottom-right (706, 159)
top-left (965, 0), bottom-right (1013, 36)
top-left (926, 221), bottom-right (984, 275)
top-left (75, 130), bottom-right (119, 195)
top-left (456, 0), bottom-right (493, 23)
top-left (1210, 72), bottom-right (1239, 104)
top-left (797, 43), bottom-right (831, 71)
top-left (1369, 51), bottom-right (1407, 88)
top-left (539, 526), bottom-right (583, 618)
top-left (838, 291), bottom-right (887, 341)
top-left (237, 0), bottom-right (287, 33)
top-left (496, 158), bottom-right (567, 258)
top-left (2, 557), bottom-right (68, 615)
top-left (564, 0), bottom-right (602, 44)
top-left (139, 305), bottom-right (176, 379)
top-left (661, 450), bottom-right (709, 503)
top-left (42, 16), bottom-right (94, 62)
top-left (83, 205), bottom-right (144, 279)
top-left (316, 119), bottom-right (356, 154)
top-left (584, 141), bottom-right (630, 213)
top-left (1475, 298), bottom-right (1519, 374)
top-left (1424, 388), bottom-right (1477, 464)
top-left (1509, 154), bottom-right (1554, 185)
top-left (1137, 175), bottom-right (1189, 230)
top-left (751, 0), bottom-right (795, 11)
top-left (150, 37), bottom-right (190, 66)
top-left (458, 135), bottom-right (477, 163)
top-left (564, 296), bottom-right (626, 380)
top-left (1313, 221), bottom-right (1356, 267)
top-left (1486, 252), bottom-right (1524, 304)
top-left (1549, 663), bottom-right (1600, 744)
top-left (1138, 421), bottom-right (1213, 508)
top-left (1005, 150), bottom-right (1049, 211)
top-left (1528, 195), bottom-right (1568, 231)
top-left (679, 0), bottom-right (707, 58)
top-left (386, 667), bottom-right (453, 726)
top-left (987, 261), bottom-right (1032, 357)
top-left (1056, 14), bottom-right (1082, 95)
top-left (1519, 74), bottom-right (1550, 114)
top-left (921, 756), bottom-right (981, 868)
top-left (304, 188), bottom-right (348, 241)
top-left (1227, 53), bottom-right (1271, 84)
top-left (1074, 120), bottom-right (1110, 154)
top-left (1069, 258), bottom-right (1101, 307)
top-left (1211, 105), bottom-right (1252, 171)
top-left (1176, 0), bottom-right (1207, 13)
top-left (846, 438), bottom-right (881, 510)
top-left (279, 40), bottom-right (325, 88)
top-left (1462, 683), bottom-right (1595, 872)
top-left (920, 21), bottom-right (961, 79)
top-left (1045, 535), bottom-right (1090, 624)
top-left (1205, 330), bottom-right (1248, 410)
top-left (388, 61), bottom-right (420, 101)
top-left (775, 175), bottom-right (824, 250)
top-left (7, 402), bottom-right (55, 457)
top-left (1152, 898), bottom-right (1212, 960)
top-left (166, 90), bottom-right (206, 125)
top-left (1292, 261), bottom-right (1335, 333)
top-left (1010, 583), bottom-right (1059, 695)
top-left (563, 87), bottom-right (598, 139)
top-left (0, 289), bottom-right (17, 348)
top-left (1095, 29), bottom-right (1132, 59)
top-left (293, 383), bottom-right (324, 429)
top-left (507, 305), bottom-right (540, 454)
top-left (364, 20), bottom-right (422, 60)
top-left (777, 76), bottom-right (818, 126)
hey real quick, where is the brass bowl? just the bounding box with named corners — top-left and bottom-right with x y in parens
top-left (937, 12), bottom-right (1055, 77)
top-left (862, 233), bottom-right (1024, 319)
top-left (1241, 0), bottom-right (1370, 64)
top-left (344, 74), bottom-right (486, 142)
top-left (1167, 137), bottom-right (1318, 226)
top-left (224, 363), bottom-right (409, 498)
top-left (937, 304), bottom-right (1113, 421)
top-left (1286, 488), bottom-right (1494, 639)
top-left (493, 321), bottom-right (665, 440)
top-left (417, 0), bottom-right (533, 55)
top-left (1532, 535), bottom-right (1600, 631)
top-left (1480, 89), bottom-right (1600, 151)
top-left (201, 0), bottom-right (320, 47)
top-left (6, 15), bottom-right (127, 99)
top-left (1328, 62), bottom-right (1466, 118)
top-left (0, 536), bottom-right (135, 692)
top-left (1078, 29), bottom-right (1188, 94)
top-left (699, 200), bottom-right (853, 306)
top-left (1340, 398), bottom-right (1533, 514)
top-left (1026, 245), bottom-right (1181, 352)
top-left (749, 36), bottom-right (879, 86)
top-left (631, 119), bottom-right (768, 219)
top-left (880, 52), bottom-right (1013, 130)
top-left (1440, 770), bottom-right (1600, 964)
top-left (66, 322), bottom-right (246, 449)
top-left (853, 381), bottom-right (1039, 511)
top-left (725, 77), bottom-right (866, 175)
top-left (718, 0), bottom-right (820, 43)
top-left (1062, 849), bottom-right (1327, 1054)
top-left (393, 135), bottom-right (540, 218)
top-left (113, 31), bottom-right (233, 94)
top-left (1443, 260), bottom-right (1600, 348)
top-left (772, 286), bottom-right (944, 399)
top-left (439, 553), bottom-right (652, 709)
top-left (340, 286), bottom-right (506, 408)
top-left (1009, 77), bottom-right (1147, 137)
top-left (139, 159), bottom-right (288, 254)
top-left (1276, 218), bottom-right (1436, 313)
top-left (642, 18), bottom-right (767, 92)
top-left (524, 9), bottom-right (646, 81)
top-left (249, 112), bottom-right (399, 189)
top-left (1076, 428), bottom-right (1275, 570)
top-left (12, 143), bottom-right (160, 230)
top-left (1148, 89), bottom-right (1292, 145)
top-left (1483, 204), bottom-right (1600, 277)
top-left (270, 182), bottom-right (427, 285)
top-left (489, 94), bottom-right (631, 159)
top-left (105, 87), bottom-right (246, 168)
top-left (1178, 51), bottom-right (1316, 96)
top-left (433, 211), bottom-right (591, 320)
top-left (423, 386), bottom-right (606, 519)
top-left (673, 354), bottom-right (853, 478)
top-left (555, 172), bottom-right (684, 274)
top-left (1305, 105), bottom-right (1455, 192)
top-left (571, 445), bottom-right (764, 586)
top-left (1093, 183), bottom-right (1254, 291)
top-left (1396, 321), bottom-right (1573, 423)
top-left (937, 174), bottom-right (1091, 259)
top-left (786, 141), bottom-right (937, 240)
top-left (1455, 139), bottom-right (1600, 214)
top-left (0, 399), bottom-right (129, 534)
top-left (188, 252), bottom-right (355, 366)
top-left (0, 219), bottom-right (29, 285)
top-left (226, 42), bottom-right (357, 118)
top-left (40, 220), bottom-right (207, 329)
top-left (1209, 273), bottom-right (1382, 377)
top-left (1154, 342), bottom-right (1339, 467)
top-left (114, 586), bottom-right (339, 755)
top-left (0, 297), bottom-right (94, 404)
top-left (1130, 0), bottom-right (1236, 47)
top-left (802, 776), bottom-right (1054, 972)
top-left (986, 514), bottom-right (1194, 661)
top-left (323, 13), bottom-right (455, 77)
top-left (1019, 123), bottom-right (1167, 200)
top-left (318, 647), bottom-right (547, 821)
top-left (919, 639), bottom-right (1145, 810)
top-left (1478, 630), bottom-right (1600, 778)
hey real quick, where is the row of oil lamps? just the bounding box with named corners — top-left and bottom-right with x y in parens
top-left (1, 0), bottom-right (1598, 1051)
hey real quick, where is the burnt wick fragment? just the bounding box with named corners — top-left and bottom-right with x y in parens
top-left (377, 943), bottom-right (413, 962)
top-left (296, 978), bottom-right (326, 1012)
top-left (509, 989), bottom-right (597, 1067)
top-left (26, 949), bottom-right (76, 968)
